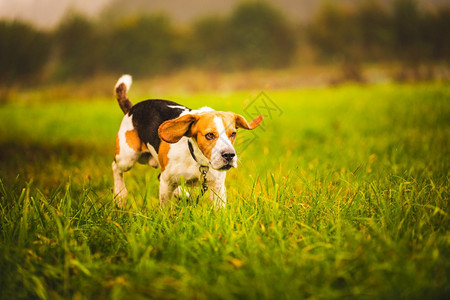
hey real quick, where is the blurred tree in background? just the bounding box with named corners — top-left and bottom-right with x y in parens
top-left (425, 6), bottom-right (450, 62)
top-left (105, 15), bottom-right (182, 75)
top-left (0, 21), bottom-right (51, 83)
top-left (55, 15), bottom-right (107, 78)
top-left (392, 0), bottom-right (425, 61)
top-left (190, 2), bottom-right (296, 70)
top-left (307, 2), bottom-right (368, 82)
top-left (226, 1), bottom-right (296, 69)
top-left (355, 0), bottom-right (392, 62)
top-left (308, 2), bottom-right (359, 63)
top-left (306, 0), bottom-right (450, 82)
top-left (191, 16), bottom-right (230, 69)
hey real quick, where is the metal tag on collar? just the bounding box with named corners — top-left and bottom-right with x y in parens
top-left (199, 165), bottom-right (209, 194)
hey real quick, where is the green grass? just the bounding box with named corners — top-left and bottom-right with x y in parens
top-left (0, 82), bottom-right (449, 299)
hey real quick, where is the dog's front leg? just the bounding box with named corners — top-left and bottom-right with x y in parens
top-left (159, 176), bottom-right (176, 208)
top-left (210, 184), bottom-right (227, 208)
top-left (209, 172), bottom-right (227, 208)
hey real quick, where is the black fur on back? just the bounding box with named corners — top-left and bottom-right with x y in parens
top-left (129, 99), bottom-right (191, 152)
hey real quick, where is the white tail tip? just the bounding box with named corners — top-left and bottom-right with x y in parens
top-left (115, 74), bottom-right (132, 91)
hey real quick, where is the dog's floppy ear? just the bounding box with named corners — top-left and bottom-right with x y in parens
top-left (235, 114), bottom-right (263, 130)
top-left (159, 114), bottom-right (198, 143)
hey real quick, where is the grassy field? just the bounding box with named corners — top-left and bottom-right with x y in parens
top-left (0, 82), bottom-right (449, 299)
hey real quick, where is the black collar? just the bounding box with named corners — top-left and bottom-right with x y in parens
top-left (187, 139), bottom-right (198, 163)
top-left (187, 139), bottom-right (208, 167)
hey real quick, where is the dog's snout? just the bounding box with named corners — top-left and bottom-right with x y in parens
top-left (222, 152), bottom-right (236, 162)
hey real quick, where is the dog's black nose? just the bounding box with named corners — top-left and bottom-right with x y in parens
top-left (222, 152), bottom-right (235, 162)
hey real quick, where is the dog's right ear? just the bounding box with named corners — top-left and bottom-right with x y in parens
top-left (235, 114), bottom-right (263, 130)
top-left (158, 114), bottom-right (198, 143)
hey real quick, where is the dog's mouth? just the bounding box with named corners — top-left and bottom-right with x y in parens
top-left (218, 164), bottom-right (233, 171)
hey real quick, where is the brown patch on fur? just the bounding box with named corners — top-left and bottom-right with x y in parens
top-left (158, 141), bottom-right (171, 172)
top-left (125, 129), bottom-right (147, 152)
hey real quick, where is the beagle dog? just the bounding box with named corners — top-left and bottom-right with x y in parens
top-left (112, 75), bottom-right (263, 208)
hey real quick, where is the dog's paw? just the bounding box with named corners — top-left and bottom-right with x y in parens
top-left (114, 189), bottom-right (128, 208)
top-left (173, 186), bottom-right (190, 199)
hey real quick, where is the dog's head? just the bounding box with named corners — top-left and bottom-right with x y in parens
top-left (158, 111), bottom-right (263, 170)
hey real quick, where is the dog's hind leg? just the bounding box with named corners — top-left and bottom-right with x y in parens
top-left (113, 146), bottom-right (140, 207)
top-left (113, 116), bottom-right (142, 207)
top-left (112, 160), bottom-right (128, 207)
top-left (113, 148), bottom-right (140, 207)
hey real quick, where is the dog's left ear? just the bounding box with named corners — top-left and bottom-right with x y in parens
top-left (159, 114), bottom-right (198, 143)
top-left (235, 114), bottom-right (263, 130)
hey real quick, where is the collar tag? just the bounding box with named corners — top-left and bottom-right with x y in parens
top-left (199, 165), bottom-right (209, 194)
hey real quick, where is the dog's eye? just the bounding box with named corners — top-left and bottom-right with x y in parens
top-left (205, 133), bottom-right (215, 140)
top-left (230, 132), bottom-right (236, 139)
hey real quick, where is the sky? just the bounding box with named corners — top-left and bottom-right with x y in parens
top-left (1, 0), bottom-right (448, 29)
top-left (0, 0), bottom-right (110, 28)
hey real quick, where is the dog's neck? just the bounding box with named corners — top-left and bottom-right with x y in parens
top-left (187, 138), bottom-right (209, 167)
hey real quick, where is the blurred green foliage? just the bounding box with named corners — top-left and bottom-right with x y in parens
top-left (308, 0), bottom-right (450, 64)
top-left (226, 2), bottom-right (296, 68)
top-left (0, 21), bottom-right (51, 83)
top-left (192, 2), bottom-right (295, 69)
top-left (0, 0), bottom-right (449, 84)
top-left (55, 15), bottom-right (105, 78)
top-left (106, 15), bottom-right (183, 75)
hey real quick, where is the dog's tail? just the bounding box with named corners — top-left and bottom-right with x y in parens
top-left (114, 74), bottom-right (133, 114)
